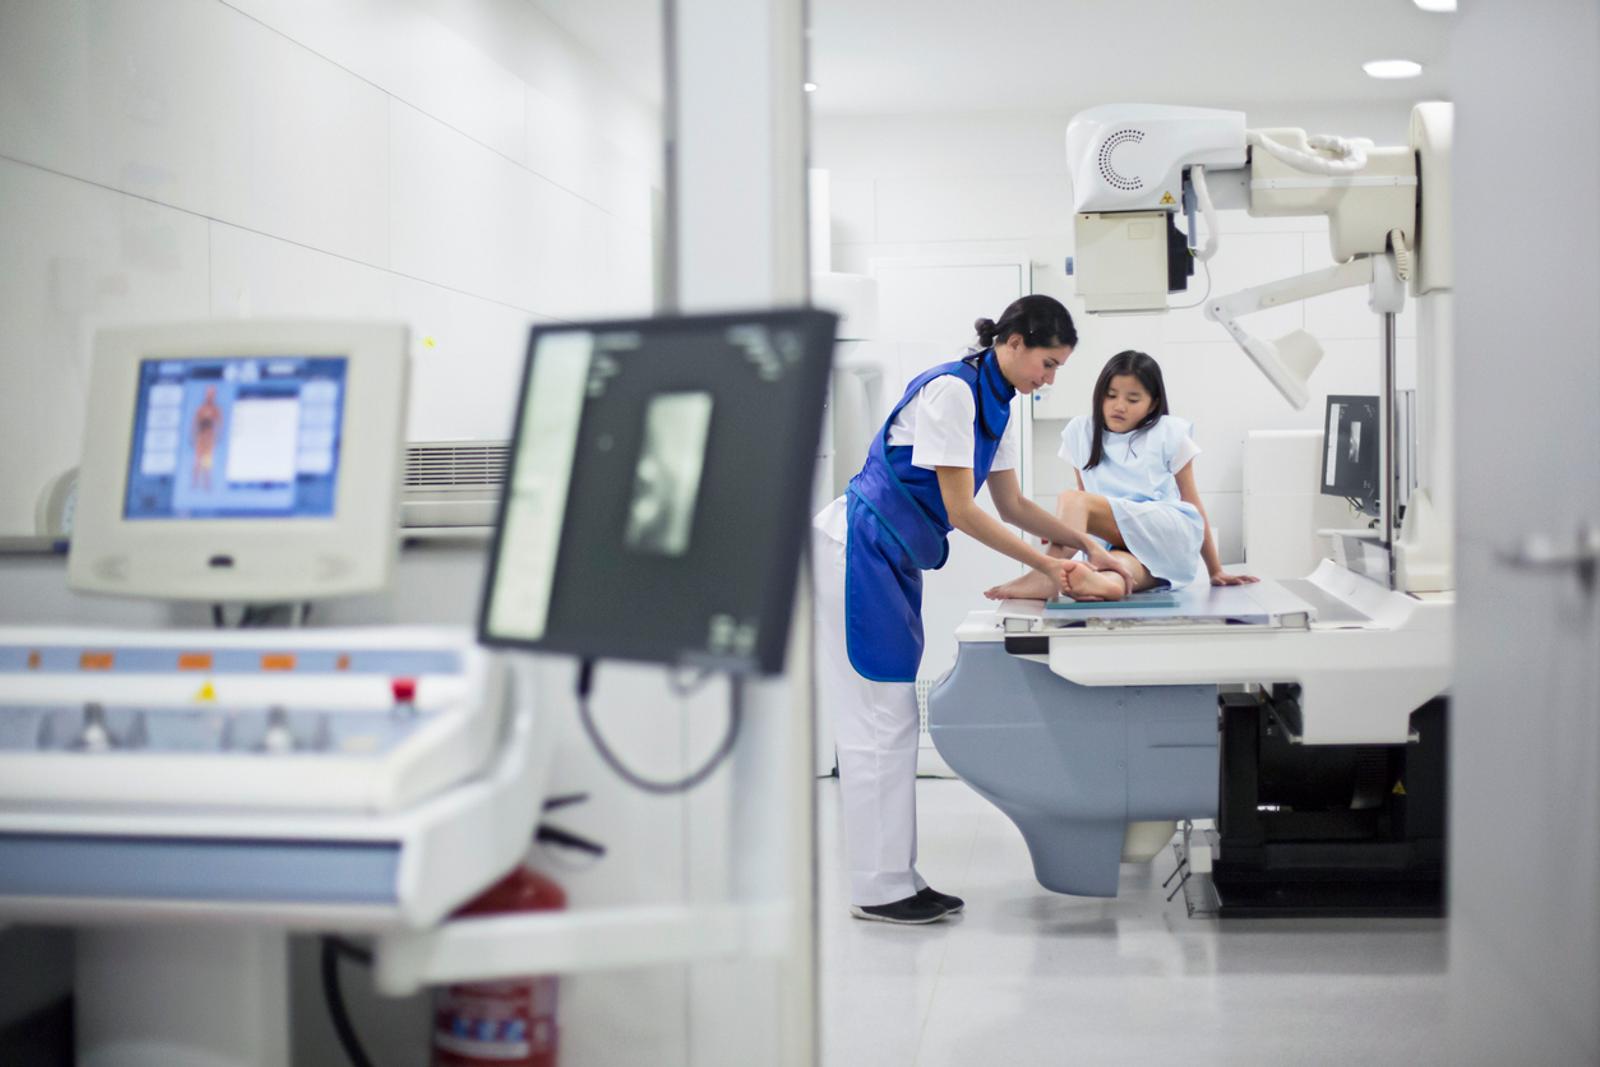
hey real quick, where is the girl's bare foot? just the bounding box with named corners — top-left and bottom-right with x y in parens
top-left (1060, 559), bottom-right (1129, 601)
top-left (983, 569), bottom-right (1062, 600)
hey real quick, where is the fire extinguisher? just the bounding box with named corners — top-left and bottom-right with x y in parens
top-left (432, 865), bottom-right (566, 1067)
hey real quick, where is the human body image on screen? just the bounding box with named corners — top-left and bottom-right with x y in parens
top-left (125, 357), bottom-right (346, 521)
top-left (190, 384), bottom-right (222, 492)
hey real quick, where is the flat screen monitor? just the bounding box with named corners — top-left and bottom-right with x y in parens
top-left (69, 321), bottom-right (409, 601)
top-left (123, 356), bottom-right (347, 521)
top-left (479, 309), bottom-right (837, 676)
top-left (1321, 394), bottom-right (1380, 516)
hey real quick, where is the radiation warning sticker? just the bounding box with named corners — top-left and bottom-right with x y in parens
top-left (1392, 780), bottom-right (1407, 796)
top-left (1159, 191), bottom-right (1176, 206)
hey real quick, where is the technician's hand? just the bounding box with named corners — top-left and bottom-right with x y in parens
top-left (1085, 545), bottom-right (1136, 595)
top-left (1210, 570), bottom-right (1259, 587)
top-left (1038, 557), bottom-right (1074, 597)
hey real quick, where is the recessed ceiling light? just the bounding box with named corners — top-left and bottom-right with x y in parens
top-left (803, 82), bottom-right (818, 93)
top-left (1363, 59), bottom-right (1423, 79)
top-left (1413, 0), bottom-right (1455, 11)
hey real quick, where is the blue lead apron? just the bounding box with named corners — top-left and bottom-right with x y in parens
top-left (844, 350), bottom-right (1014, 682)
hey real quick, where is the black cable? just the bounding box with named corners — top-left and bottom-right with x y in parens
top-left (211, 604), bottom-right (225, 628)
top-left (541, 792), bottom-right (591, 812)
top-left (319, 937), bottom-right (377, 1067)
top-left (327, 936), bottom-right (373, 966)
top-left (575, 657), bottom-right (742, 795)
top-left (535, 823), bottom-right (607, 857)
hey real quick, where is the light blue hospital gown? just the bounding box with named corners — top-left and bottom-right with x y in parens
top-left (1059, 414), bottom-right (1206, 586)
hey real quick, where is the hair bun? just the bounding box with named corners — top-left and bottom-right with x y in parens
top-left (973, 317), bottom-right (999, 346)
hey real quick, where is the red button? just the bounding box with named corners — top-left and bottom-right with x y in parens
top-left (391, 677), bottom-right (417, 704)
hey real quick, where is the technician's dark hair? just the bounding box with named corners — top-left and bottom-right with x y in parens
top-left (973, 294), bottom-right (1077, 351)
top-left (1085, 350), bottom-right (1169, 470)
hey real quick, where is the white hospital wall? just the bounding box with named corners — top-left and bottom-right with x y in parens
top-left (0, 0), bottom-right (659, 536)
top-left (813, 102), bottom-right (1418, 565)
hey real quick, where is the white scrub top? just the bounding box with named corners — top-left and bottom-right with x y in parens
top-left (1059, 414), bottom-right (1206, 585)
top-left (814, 374), bottom-right (1020, 543)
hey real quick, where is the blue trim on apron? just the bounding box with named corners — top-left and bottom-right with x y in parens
top-left (842, 350), bottom-right (1015, 682)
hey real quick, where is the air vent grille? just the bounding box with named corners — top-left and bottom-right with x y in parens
top-left (1098, 128), bottom-right (1145, 192)
top-left (404, 442), bottom-right (509, 489)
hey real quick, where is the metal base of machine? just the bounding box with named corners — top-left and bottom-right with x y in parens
top-left (1207, 876), bottom-right (1441, 918)
top-left (1174, 829), bottom-right (1443, 919)
top-left (1187, 691), bottom-right (1448, 919)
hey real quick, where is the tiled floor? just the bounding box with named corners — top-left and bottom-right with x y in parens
top-left (818, 777), bottom-right (1449, 1067)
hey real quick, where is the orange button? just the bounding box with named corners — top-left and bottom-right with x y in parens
top-left (80, 651), bottom-right (114, 670)
top-left (26, 651), bottom-right (40, 670)
top-left (178, 652), bottom-right (214, 671)
top-left (336, 654), bottom-right (352, 671)
top-left (260, 654), bottom-right (296, 671)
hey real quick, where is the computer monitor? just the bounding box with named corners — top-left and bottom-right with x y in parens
top-left (69, 321), bottom-right (410, 601)
top-left (479, 309), bottom-right (837, 676)
top-left (1320, 394), bottom-right (1380, 516)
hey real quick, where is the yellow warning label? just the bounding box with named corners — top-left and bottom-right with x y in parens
top-left (1159, 192), bottom-right (1176, 206)
top-left (195, 681), bottom-right (217, 702)
top-left (1392, 780), bottom-right (1407, 796)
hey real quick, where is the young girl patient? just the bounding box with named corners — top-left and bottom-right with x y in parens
top-left (986, 349), bottom-right (1256, 602)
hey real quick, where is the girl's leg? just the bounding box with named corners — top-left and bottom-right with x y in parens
top-left (1058, 488), bottom-right (1126, 546)
top-left (1060, 549), bottom-right (1162, 601)
top-left (984, 490), bottom-right (1141, 600)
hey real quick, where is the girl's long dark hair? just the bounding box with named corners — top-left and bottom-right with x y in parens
top-left (1085, 350), bottom-right (1169, 470)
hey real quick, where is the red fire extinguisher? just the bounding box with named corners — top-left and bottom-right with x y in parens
top-left (433, 866), bottom-right (566, 1067)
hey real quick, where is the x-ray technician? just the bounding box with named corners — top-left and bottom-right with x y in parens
top-left (811, 295), bottom-right (1135, 924)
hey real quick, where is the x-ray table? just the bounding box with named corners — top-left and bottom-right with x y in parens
top-left (926, 562), bottom-right (1452, 895)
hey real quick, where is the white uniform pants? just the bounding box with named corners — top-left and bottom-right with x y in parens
top-left (812, 524), bottom-right (928, 906)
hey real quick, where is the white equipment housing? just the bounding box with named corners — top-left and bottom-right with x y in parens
top-left (69, 320), bottom-right (410, 602)
top-left (2, 319), bottom-right (554, 1067)
top-left (0, 623), bottom-right (552, 1067)
top-left (1068, 105), bottom-right (1247, 315)
top-left (1248, 129), bottom-right (1416, 261)
top-left (0, 625), bottom-right (547, 930)
top-left (1067, 104), bottom-right (1247, 214)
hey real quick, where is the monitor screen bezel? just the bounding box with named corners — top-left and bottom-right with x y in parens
top-left (68, 321), bottom-right (409, 602)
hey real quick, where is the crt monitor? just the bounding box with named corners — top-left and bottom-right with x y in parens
top-left (479, 309), bottom-right (837, 676)
top-left (68, 321), bottom-right (410, 601)
top-left (1321, 394), bottom-right (1380, 516)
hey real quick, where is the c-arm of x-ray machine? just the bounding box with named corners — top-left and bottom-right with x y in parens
top-left (925, 104), bottom-right (1456, 910)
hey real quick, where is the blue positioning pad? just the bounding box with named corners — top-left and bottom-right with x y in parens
top-left (1045, 590), bottom-right (1180, 613)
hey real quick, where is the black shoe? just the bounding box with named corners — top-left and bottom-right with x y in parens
top-left (849, 894), bottom-right (948, 925)
top-left (916, 886), bottom-right (965, 914)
